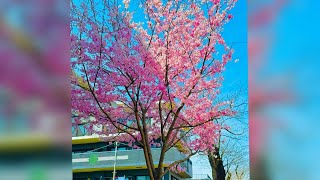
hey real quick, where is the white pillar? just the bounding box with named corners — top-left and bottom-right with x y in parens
top-left (112, 142), bottom-right (118, 180)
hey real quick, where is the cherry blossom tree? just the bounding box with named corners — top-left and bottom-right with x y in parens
top-left (207, 85), bottom-right (248, 180)
top-left (71, 0), bottom-right (237, 179)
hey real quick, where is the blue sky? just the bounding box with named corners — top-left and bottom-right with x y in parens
top-left (189, 0), bottom-right (248, 176)
top-left (254, 0), bottom-right (320, 179)
top-left (220, 0), bottom-right (247, 93)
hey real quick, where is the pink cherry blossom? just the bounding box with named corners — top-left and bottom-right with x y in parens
top-left (71, 0), bottom-right (237, 179)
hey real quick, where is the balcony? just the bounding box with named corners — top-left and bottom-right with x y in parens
top-left (191, 174), bottom-right (212, 180)
top-left (72, 148), bottom-right (192, 178)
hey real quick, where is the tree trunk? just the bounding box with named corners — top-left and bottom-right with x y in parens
top-left (154, 173), bottom-right (162, 180)
top-left (208, 150), bottom-right (226, 180)
top-left (211, 159), bottom-right (226, 180)
top-left (142, 144), bottom-right (155, 180)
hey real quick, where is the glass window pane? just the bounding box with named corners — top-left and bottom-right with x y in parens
top-left (118, 147), bottom-right (127, 151)
top-left (137, 176), bottom-right (150, 180)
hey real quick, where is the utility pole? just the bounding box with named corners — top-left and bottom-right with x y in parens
top-left (112, 141), bottom-right (118, 180)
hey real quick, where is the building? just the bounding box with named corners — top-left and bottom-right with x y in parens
top-left (72, 122), bottom-right (193, 180)
top-left (189, 174), bottom-right (212, 180)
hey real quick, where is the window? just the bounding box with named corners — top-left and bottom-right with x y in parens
top-left (110, 146), bottom-right (131, 151)
top-left (72, 125), bottom-right (88, 137)
top-left (103, 176), bottom-right (131, 180)
top-left (137, 176), bottom-right (150, 180)
top-left (116, 177), bottom-right (130, 180)
top-left (117, 147), bottom-right (127, 151)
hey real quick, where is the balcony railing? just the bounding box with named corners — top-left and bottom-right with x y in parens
top-left (191, 174), bottom-right (212, 180)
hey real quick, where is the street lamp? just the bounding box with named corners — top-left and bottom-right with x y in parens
top-left (112, 142), bottom-right (118, 180)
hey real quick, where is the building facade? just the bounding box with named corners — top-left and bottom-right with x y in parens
top-left (72, 129), bottom-right (193, 180)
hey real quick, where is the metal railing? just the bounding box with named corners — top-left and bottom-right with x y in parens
top-left (191, 174), bottom-right (212, 180)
